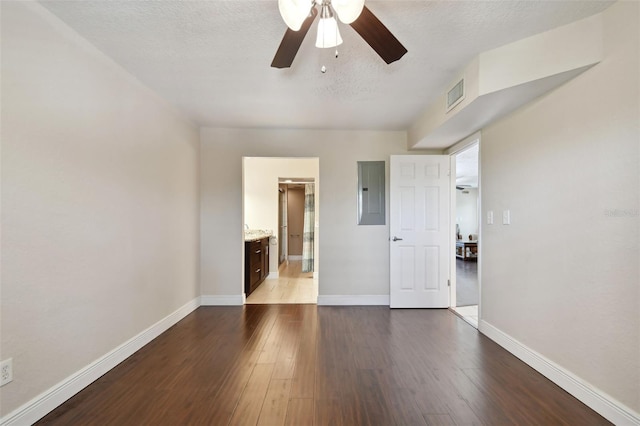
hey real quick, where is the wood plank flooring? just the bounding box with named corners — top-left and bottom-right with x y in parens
top-left (37, 305), bottom-right (609, 425)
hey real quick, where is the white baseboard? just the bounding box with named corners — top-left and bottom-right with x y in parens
top-left (267, 272), bottom-right (278, 279)
top-left (288, 255), bottom-right (302, 260)
top-left (479, 320), bottom-right (640, 426)
top-left (0, 297), bottom-right (200, 426)
top-left (200, 294), bottom-right (244, 306)
top-left (317, 295), bottom-right (390, 306)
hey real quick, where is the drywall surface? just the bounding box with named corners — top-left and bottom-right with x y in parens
top-left (480, 1), bottom-right (639, 412)
top-left (408, 57), bottom-right (480, 149)
top-left (201, 128), bottom-right (438, 298)
top-left (243, 157), bottom-right (319, 275)
top-left (409, 13), bottom-right (604, 150)
top-left (1, 2), bottom-right (199, 416)
top-left (478, 13), bottom-right (603, 95)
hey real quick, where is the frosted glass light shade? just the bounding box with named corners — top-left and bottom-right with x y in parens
top-left (332, 0), bottom-right (365, 24)
top-left (278, 0), bottom-right (311, 31)
top-left (315, 16), bottom-right (343, 48)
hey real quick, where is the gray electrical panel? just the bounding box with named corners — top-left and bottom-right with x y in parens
top-left (357, 161), bottom-right (385, 225)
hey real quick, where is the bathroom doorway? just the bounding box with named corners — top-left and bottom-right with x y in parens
top-left (278, 187), bottom-right (287, 264)
top-left (280, 180), bottom-right (314, 262)
top-left (242, 157), bottom-right (319, 304)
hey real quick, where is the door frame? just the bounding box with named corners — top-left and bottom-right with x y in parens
top-left (278, 185), bottom-right (288, 265)
top-left (447, 132), bottom-right (482, 320)
top-left (241, 157), bottom-right (320, 302)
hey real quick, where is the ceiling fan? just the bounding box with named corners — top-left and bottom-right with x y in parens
top-left (271, 0), bottom-right (407, 69)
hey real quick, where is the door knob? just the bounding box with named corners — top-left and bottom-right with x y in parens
top-left (392, 236), bottom-right (403, 241)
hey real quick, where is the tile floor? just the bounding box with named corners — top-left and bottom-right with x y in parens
top-left (452, 304), bottom-right (478, 328)
top-left (245, 260), bottom-right (318, 304)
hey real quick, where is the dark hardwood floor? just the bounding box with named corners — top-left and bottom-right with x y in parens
top-left (37, 305), bottom-right (609, 425)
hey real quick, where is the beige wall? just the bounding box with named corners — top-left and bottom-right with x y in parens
top-left (480, 1), bottom-right (639, 411)
top-left (0, 2), bottom-right (200, 416)
top-left (200, 128), bottom-right (439, 298)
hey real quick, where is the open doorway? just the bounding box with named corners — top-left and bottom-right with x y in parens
top-left (450, 141), bottom-right (480, 327)
top-left (278, 179), bottom-right (316, 266)
top-left (242, 158), bottom-right (319, 304)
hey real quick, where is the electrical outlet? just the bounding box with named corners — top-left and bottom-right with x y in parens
top-left (1, 358), bottom-right (13, 386)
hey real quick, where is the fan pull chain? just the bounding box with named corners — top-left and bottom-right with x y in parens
top-left (334, 13), bottom-right (339, 59)
top-left (320, 5), bottom-right (340, 74)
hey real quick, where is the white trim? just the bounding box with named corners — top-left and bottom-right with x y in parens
top-left (449, 154), bottom-right (457, 309)
top-left (200, 294), bottom-right (244, 306)
top-left (479, 320), bottom-right (640, 426)
top-left (317, 295), bottom-right (389, 306)
top-left (0, 298), bottom-right (200, 426)
top-left (449, 136), bottom-right (482, 323)
top-left (267, 272), bottom-right (278, 279)
top-left (288, 255), bottom-right (302, 260)
top-left (449, 307), bottom-right (478, 329)
top-left (446, 131), bottom-right (481, 156)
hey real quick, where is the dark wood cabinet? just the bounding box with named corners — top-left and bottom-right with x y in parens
top-left (245, 237), bottom-right (269, 296)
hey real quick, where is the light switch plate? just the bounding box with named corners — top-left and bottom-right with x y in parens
top-left (487, 211), bottom-right (494, 225)
top-left (503, 210), bottom-right (511, 225)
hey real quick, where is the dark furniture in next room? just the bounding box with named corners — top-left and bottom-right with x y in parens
top-left (456, 240), bottom-right (478, 261)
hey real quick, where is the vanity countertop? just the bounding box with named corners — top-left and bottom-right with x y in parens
top-left (244, 229), bottom-right (273, 242)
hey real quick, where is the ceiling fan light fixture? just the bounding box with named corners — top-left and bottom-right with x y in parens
top-left (315, 5), bottom-right (343, 48)
top-left (332, 0), bottom-right (365, 24)
top-left (278, 0), bottom-right (313, 31)
top-left (271, 0), bottom-right (407, 69)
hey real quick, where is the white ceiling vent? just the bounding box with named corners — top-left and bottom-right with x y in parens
top-left (446, 78), bottom-right (465, 112)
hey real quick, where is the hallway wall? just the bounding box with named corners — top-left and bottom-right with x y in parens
top-left (480, 1), bottom-right (639, 413)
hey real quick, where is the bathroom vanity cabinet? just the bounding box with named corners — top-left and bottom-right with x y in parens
top-left (245, 237), bottom-right (269, 296)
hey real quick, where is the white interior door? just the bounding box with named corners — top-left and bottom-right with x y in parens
top-left (390, 155), bottom-right (450, 308)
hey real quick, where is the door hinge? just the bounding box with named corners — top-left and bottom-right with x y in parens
top-left (448, 279), bottom-right (451, 287)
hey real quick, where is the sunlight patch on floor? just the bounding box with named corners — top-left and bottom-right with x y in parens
top-left (246, 260), bottom-right (318, 304)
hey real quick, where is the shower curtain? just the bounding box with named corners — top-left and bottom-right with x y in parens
top-left (302, 183), bottom-right (315, 273)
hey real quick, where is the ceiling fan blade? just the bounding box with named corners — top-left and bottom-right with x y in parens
top-left (350, 5), bottom-right (407, 64)
top-left (271, 7), bottom-right (318, 69)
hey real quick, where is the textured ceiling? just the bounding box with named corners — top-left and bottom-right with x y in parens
top-left (40, 1), bottom-right (612, 131)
